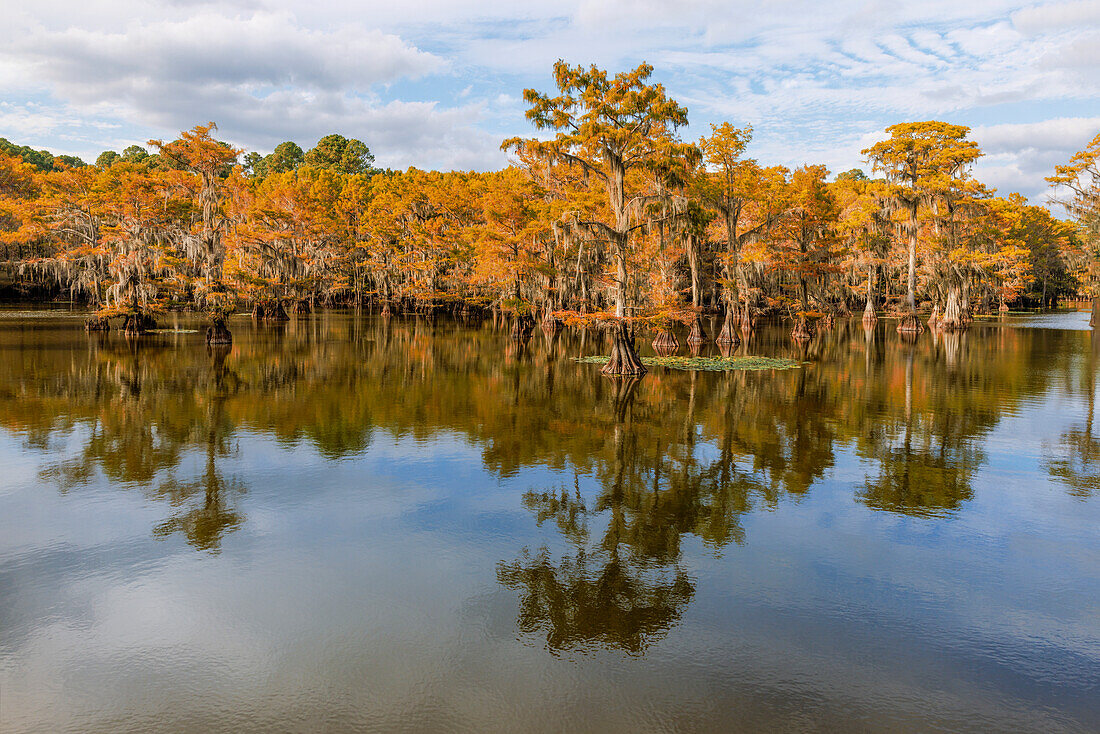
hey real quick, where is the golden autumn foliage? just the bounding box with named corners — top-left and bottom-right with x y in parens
top-left (0, 64), bottom-right (1091, 346)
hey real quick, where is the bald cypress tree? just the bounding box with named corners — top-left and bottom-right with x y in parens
top-left (504, 61), bottom-right (699, 375)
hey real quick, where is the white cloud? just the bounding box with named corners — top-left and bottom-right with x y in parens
top-left (1012, 0), bottom-right (1100, 34)
top-left (7, 11), bottom-right (441, 99)
top-left (0, 10), bottom-right (496, 169)
top-left (968, 117), bottom-right (1100, 199)
top-left (0, 0), bottom-right (1096, 190)
top-left (971, 116), bottom-right (1100, 153)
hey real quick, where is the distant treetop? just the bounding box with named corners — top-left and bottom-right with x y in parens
top-left (303, 134), bottom-right (375, 175)
top-left (836, 168), bottom-right (868, 182)
top-left (1, 137), bottom-right (85, 171)
top-left (243, 134), bottom-right (375, 178)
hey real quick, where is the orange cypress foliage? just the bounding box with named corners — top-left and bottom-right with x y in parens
top-left (749, 165), bottom-right (843, 321)
top-left (0, 153), bottom-right (43, 259)
top-left (150, 123), bottom-right (243, 314)
top-left (0, 102), bottom-right (1084, 334)
top-left (472, 168), bottom-right (550, 315)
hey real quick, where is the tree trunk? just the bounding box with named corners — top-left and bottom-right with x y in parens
top-left (897, 213), bottom-right (924, 338)
top-left (740, 302), bottom-right (754, 334)
top-left (716, 308), bottom-right (740, 346)
top-left (266, 301), bottom-right (289, 321)
top-left (928, 304), bottom-right (941, 330)
top-left (121, 311), bottom-right (156, 336)
top-left (206, 314), bottom-right (232, 345)
top-left (687, 314), bottom-right (708, 344)
top-left (603, 321), bottom-right (647, 376)
top-left (1091, 297), bottom-right (1100, 328)
top-left (253, 300), bottom-right (289, 321)
top-left (895, 214), bottom-right (923, 336)
top-left (791, 315), bottom-right (813, 341)
top-left (941, 287), bottom-right (964, 331)
top-left (862, 266), bottom-right (877, 324)
top-left (897, 311), bottom-right (924, 334)
top-left (906, 207), bottom-right (918, 312)
top-left (84, 314), bottom-right (111, 331)
top-left (652, 329), bottom-right (679, 355)
top-left (862, 298), bottom-right (877, 323)
top-left (687, 233), bottom-right (703, 313)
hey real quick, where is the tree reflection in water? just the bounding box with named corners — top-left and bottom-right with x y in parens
top-left (500, 380), bottom-right (693, 655)
top-left (496, 371), bottom-right (777, 653)
top-left (35, 339), bottom-right (246, 552)
top-left (0, 312), bottom-right (1085, 640)
top-left (1045, 330), bottom-right (1100, 499)
top-left (857, 339), bottom-right (982, 517)
top-left (150, 346), bottom-right (244, 552)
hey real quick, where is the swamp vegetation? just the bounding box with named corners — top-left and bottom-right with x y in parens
top-left (2, 63), bottom-right (1098, 375)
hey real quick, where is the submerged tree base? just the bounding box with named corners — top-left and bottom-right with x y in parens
top-left (577, 355), bottom-right (800, 372)
top-left (791, 317), bottom-right (814, 341)
top-left (939, 317), bottom-right (966, 332)
top-left (652, 329), bottom-right (679, 355)
top-left (120, 312), bottom-right (157, 336)
top-left (740, 304), bottom-right (754, 334)
top-left (602, 322), bottom-right (647, 376)
top-left (716, 310), bottom-right (740, 346)
top-left (253, 301), bottom-right (289, 321)
top-left (687, 316), bottom-right (708, 345)
top-left (897, 312), bottom-right (925, 334)
top-left (206, 317), bottom-right (233, 345)
top-left (927, 305), bottom-right (941, 330)
top-left (84, 315), bottom-right (111, 331)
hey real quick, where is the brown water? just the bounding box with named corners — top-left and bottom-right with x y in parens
top-left (0, 308), bottom-right (1098, 733)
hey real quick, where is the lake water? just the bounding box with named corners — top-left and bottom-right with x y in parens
top-left (1, 308), bottom-right (1098, 733)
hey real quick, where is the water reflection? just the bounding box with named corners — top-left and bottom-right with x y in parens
top-left (1044, 331), bottom-right (1100, 499)
top-left (29, 340), bottom-right (246, 551)
top-left (148, 346), bottom-right (244, 552)
top-left (2, 310), bottom-right (1099, 732)
top-left (856, 344), bottom-right (982, 517)
top-left (0, 312), bottom-right (1088, 636)
top-left (500, 381), bottom-right (710, 654)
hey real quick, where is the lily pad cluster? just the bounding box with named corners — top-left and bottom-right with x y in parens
top-left (574, 355), bottom-right (801, 371)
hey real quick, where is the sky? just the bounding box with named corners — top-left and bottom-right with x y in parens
top-left (1, 0), bottom-right (1098, 202)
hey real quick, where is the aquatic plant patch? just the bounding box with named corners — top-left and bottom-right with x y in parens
top-left (574, 355), bottom-right (801, 371)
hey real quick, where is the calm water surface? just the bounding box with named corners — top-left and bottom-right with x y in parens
top-left (1, 309), bottom-right (1098, 733)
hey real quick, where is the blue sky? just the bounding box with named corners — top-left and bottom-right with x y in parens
top-left (1, 0), bottom-right (1098, 201)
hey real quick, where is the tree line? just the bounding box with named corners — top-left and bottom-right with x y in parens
top-left (0, 61), bottom-right (1095, 374)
